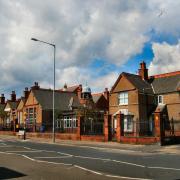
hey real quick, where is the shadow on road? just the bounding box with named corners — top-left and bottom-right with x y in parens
top-left (0, 167), bottom-right (26, 179)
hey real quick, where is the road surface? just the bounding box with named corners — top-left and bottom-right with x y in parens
top-left (0, 137), bottom-right (180, 180)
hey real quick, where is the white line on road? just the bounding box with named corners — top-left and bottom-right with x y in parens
top-left (0, 143), bottom-right (7, 145)
top-left (57, 151), bottom-right (73, 156)
top-left (148, 166), bottom-right (180, 171)
top-left (74, 165), bottom-right (103, 175)
top-left (34, 156), bottom-right (72, 159)
top-left (22, 154), bottom-right (35, 161)
top-left (0, 145), bottom-right (13, 147)
top-left (112, 160), bottom-right (145, 168)
top-left (6, 150), bottom-right (42, 153)
top-left (74, 155), bottom-right (111, 161)
top-left (58, 143), bottom-right (136, 153)
top-left (1, 144), bottom-right (180, 179)
top-left (105, 174), bottom-right (152, 180)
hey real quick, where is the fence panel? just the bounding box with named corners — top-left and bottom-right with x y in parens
top-left (122, 119), bottom-right (155, 137)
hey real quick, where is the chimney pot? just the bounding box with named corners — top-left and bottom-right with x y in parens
top-left (24, 87), bottom-right (29, 99)
top-left (138, 61), bottom-right (148, 81)
top-left (31, 82), bottom-right (40, 90)
top-left (11, 91), bottom-right (16, 101)
top-left (0, 94), bottom-right (5, 104)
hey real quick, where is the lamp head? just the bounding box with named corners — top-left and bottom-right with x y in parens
top-left (31, 38), bottom-right (38, 41)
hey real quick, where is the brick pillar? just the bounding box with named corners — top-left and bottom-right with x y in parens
top-left (77, 115), bottom-right (82, 140)
top-left (154, 112), bottom-right (161, 137)
top-left (154, 111), bottom-right (164, 143)
top-left (104, 113), bottom-right (110, 142)
top-left (116, 113), bottom-right (123, 143)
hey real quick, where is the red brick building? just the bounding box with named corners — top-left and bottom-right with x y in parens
top-left (109, 61), bottom-right (180, 144)
top-left (4, 91), bottom-right (20, 131)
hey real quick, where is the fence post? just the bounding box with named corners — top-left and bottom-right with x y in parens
top-left (104, 112), bottom-right (110, 142)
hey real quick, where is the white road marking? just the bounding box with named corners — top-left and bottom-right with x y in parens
top-left (112, 160), bottom-right (145, 168)
top-left (58, 143), bottom-right (136, 153)
top-left (57, 151), bottom-right (73, 156)
top-left (6, 150), bottom-right (42, 153)
top-left (74, 155), bottom-right (111, 161)
top-left (36, 159), bottom-right (72, 166)
top-left (148, 166), bottom-right (180, 171)
top-left (34, 156), bottom-right (72, 159)
top-left (22, 154), bottom-right (35, 161)
top-left (105, 174), bottom-right (152, 180)
top-left (1, 144), bottom-right (179, 179)
top-left (0, 145), bottom-right (13, 147)
top-left (0, 143), bottom-right (7, 145)
top-left (74, 165), bottom-right (102, 175)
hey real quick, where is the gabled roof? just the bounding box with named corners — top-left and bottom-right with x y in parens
top-left (59, 85), bottom-right (79, 93)
top-left (5, 100), bottom-right (20, 110)
top-left (92, 93), bottom-right (103, 103)
top-left (17, 97), bottom-right (26, 110)
top-left (66, 85), bottom-right (79, 92)
top-left (124, 73), bottom-right (153, 94)
top-left (111, 72), bottom-right (153, 94)
top-left (151, 73), bottom-right (180, 94)
top-left (0, 104), bottom-right (5, 111)
top-left (32, 89), bottom-right (81, 110)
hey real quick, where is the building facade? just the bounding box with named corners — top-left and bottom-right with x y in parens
top-left (109, 61), bottom-right (180, 143)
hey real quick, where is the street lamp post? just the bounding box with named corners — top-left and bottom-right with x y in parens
top-left (31, 38), bottom-right (56, 143)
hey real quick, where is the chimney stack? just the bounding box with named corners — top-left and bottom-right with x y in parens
top-left (63, 83), bottom-right (67, 91)
top-left (0, 94), bottom-right (5, 104)
top-left (77, 84), bottom-right (82, 100)
top-left (31, 82), bottom-right (40, 90)
top-left (104, 88), bottom-right (109, 102)
top-left (138, 61), bottom-right (148, 81)
top-left (24, 87), bottom-right (29, 99)
top-left (11, 91), bottom-right (16, 102)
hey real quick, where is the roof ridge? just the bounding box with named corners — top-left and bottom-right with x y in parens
top-left (150, 71), bottom-right (180, 79)
top-left (92, 93), bottom-right (102, 96)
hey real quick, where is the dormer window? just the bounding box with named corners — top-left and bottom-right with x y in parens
top-left (158, 95), bottom-right (163, 104)
top-left (118, 92), bottom-right (128, 105)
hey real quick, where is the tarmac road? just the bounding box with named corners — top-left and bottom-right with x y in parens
top-left (0, 137), bottom-right (180, 180)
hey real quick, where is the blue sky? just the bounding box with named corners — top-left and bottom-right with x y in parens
top-left (0, 0), bottom-right (180, 98)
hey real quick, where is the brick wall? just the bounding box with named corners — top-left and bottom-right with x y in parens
top-left (80, 135), bottom-right (105, 142)
top-left (120, 136), bottom-right (159, 144)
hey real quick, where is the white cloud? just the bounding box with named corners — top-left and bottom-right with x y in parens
top-left (149, 41), bottom-right (180, 75)
top-left (55, 66), bottom-right (118, 92)
top-left (0, 0), bottom-right (180, 96)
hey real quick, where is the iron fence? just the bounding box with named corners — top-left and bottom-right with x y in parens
top-left (122, 119), bottom-right (155, 137)
top-left (81, 119), bottom-right (104, 135)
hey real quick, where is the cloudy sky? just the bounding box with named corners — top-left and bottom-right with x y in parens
top-left (0, 0), bottom-right (180, 98)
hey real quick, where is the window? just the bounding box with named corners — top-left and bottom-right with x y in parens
top-left (63, 116), bottom-right (77, 128)
top-left (124, 116), bottom-right (133, 132)
top-left (26, 107), bottom-right (37, 125)
top-left (118, 92), bottom-right (128, 105)
top-left (158, 95), bottom-right (163, 104)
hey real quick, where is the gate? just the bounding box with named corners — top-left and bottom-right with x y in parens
top-left (161, 118), bottom-right (180, 145)
top-left (81, 112), bottom-right (104, 135)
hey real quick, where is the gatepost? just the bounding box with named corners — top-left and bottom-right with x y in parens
top-left (116, 113), bottom-right (124, 143)
top-left (154, 109), bottom-right (164, 145)
top-left (104, 112), bottom-right (111, 142)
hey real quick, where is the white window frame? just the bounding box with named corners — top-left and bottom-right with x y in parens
top-left (118, 92), bottom-right (128, 105)
top-left (124, 116), bottom-right (133, 132)
top-left (158, 95), bottom-right (163, 105)
top-left (63, 116), bottom-right (77, 128)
